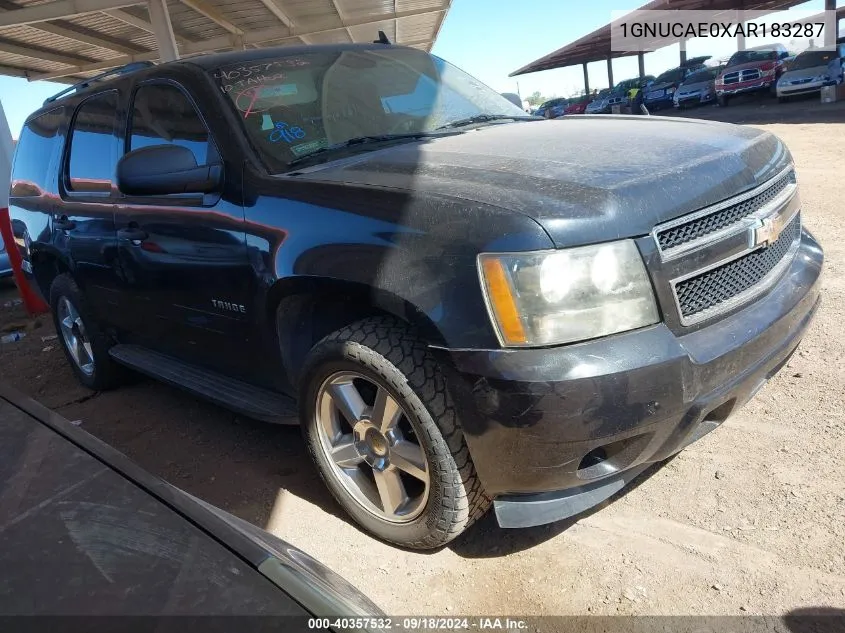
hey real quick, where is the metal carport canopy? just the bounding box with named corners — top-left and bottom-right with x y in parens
top-left (0, 0), bottom-right (452, 83)
top-left (510, 0), bottom-right (825, 76)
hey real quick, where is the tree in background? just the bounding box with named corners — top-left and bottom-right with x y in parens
top-left (526, 90), bottom-right (557, 105)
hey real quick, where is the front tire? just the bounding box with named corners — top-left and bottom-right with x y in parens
top-left (50, 273), bottom-right (123, 391)
top-left (718, 95), bottom-right (729, 107)
top-left (299, 316), bottom-right (491, 549)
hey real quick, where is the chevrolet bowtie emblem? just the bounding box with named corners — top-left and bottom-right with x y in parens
top-left (750, 213), bottom-right (785, 249)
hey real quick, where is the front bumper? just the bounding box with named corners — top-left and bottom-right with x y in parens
top-left (717, 78), bottom-right (774, 97)
top-left (777, 79), bottom-right (825, 97)
top-left (674, 91), bottom-right (714, 107)
top-left (438, 232), bottom-right (823, 527)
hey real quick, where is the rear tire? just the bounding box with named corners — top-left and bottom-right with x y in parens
top-left (299, 316), bottom-right (491, 549)
top-left (49, 273), bottom-right (124, 391)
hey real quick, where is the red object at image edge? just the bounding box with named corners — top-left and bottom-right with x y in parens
top-left (0, 207), bottom-right (49, 315)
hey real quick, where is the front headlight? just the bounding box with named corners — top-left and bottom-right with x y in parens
top-left (478, 240), bottom-right (660, 347)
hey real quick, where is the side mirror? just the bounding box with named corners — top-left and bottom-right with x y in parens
top-left (117, 145), bottom-right (222, 196)
top-left (779, 51), bottom-right (790, 60)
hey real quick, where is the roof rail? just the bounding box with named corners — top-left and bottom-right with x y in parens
top-left (43, 61), bottom-right (155, 106)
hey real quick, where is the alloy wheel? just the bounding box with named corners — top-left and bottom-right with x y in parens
top-left (57, 296), bottom-right (95, 376)
top-left (315, 371), bottom-right (430, 523)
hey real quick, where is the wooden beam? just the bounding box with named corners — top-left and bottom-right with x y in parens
top-left (0, 0), bottom-right (139, 27)
top-left (0, 37), bottom-right (94, 65)
top-left (255, 0), bottom-right (292, 28)
top-left (103, 8), bottom-right (194, 44)
top-left (178, 0), bottom-right (242, 35)
top-left (34, 22), bottom-right (145, 54)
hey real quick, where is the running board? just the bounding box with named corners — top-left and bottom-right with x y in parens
top-left (108, 344), bottom-right (298, 425)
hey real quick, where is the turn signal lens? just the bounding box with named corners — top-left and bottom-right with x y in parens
top-left (480, 257), bottom-right (528, 345)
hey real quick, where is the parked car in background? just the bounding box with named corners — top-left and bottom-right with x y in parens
top-left (0, 382), bottom-right (382, 620)
top-left (564, 95), bottom-right (591, 114)
top-left (535, 97), bottom-right (568, 118)
top-left (0, 233), bottom-right (12, 279)
top-left (776, 48), bottom-right (843, 101)
top-left (585, 88), bottom-right (611, 114)
top-left (644, 57), bottom-right (710, 110)
top-left (605, 88), bottom-right (629, 111)
top-left (716, 43), bottom-right (791, 106)
top-left (673, 66), bottom-right (723, 108)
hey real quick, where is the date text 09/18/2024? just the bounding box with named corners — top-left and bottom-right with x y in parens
top-left (307, 617), bottom-right (529, 631)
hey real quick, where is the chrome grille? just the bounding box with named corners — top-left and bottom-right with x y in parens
top-left (656, 171), bottom-right (796, 251)
top-left (674, 213), bottom-right (801, 320)
top-left (722, 69), bottom-right (761, 84)
top-left (652, 165), bottom-right (802, 327)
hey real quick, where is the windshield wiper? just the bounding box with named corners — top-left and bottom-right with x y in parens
top-left (435, 114), bottom-right (539, 130)
top-left (286, 133), bottom-right (437, 169)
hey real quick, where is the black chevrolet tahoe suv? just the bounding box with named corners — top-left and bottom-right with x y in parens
top-left (8, 43), bottom-right (823, 550)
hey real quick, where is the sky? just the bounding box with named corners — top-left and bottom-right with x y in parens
top-left (0, 0), bottom-right (835, 136)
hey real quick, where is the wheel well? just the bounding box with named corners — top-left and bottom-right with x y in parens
top-left (31, 252), bottom-right (70, 299)
top-left (271, 280), bottom-right (445, 389)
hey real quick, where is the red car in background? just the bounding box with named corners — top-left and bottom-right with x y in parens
top-left (564, 95), bottom-right (591, 114)
top-left (715, 43), bottom-right (791, 106)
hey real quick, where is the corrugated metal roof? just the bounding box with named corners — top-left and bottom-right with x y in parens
top-left (0, 0), bottom-right (451, 82)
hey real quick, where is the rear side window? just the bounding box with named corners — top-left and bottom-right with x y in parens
top-left (129, 84), bottom-right (214, 166)
top-left (11, 109), bottom-right (63, 197)
top-left (68, 91), bottom-right (119, 192)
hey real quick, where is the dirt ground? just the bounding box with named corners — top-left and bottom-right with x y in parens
top-left (1, 97), bottom-right (843, 619)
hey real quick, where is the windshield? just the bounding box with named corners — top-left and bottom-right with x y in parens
top-left (789, 50), bottom-right (837, 71)
top-left (212, 48), bottom-right (528, 173)
top-left (682, 69), bottom-right (716, 84)
top-left (655, 68), bottom-right (684, 84)
top-left (727, 49), bottom-right (777, 66)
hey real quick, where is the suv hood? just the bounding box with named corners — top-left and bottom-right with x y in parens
top-left (646, 81), bottom-right (677, 93)
top-left (678, 79), bottom-right (713, 92)
top-left (292, 117), bottom-right (791, 248)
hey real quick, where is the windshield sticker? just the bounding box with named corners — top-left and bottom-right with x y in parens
top-left (269, 122), bottom-right (306, 144)
top-left (261, 84), bottom-right (298, 98)
top-left (290, 139), bottom-right (328, 156)
top-left (234, 83), bottom-right (302, 118)
top-left (261, 114), bottom-right (274, 131)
